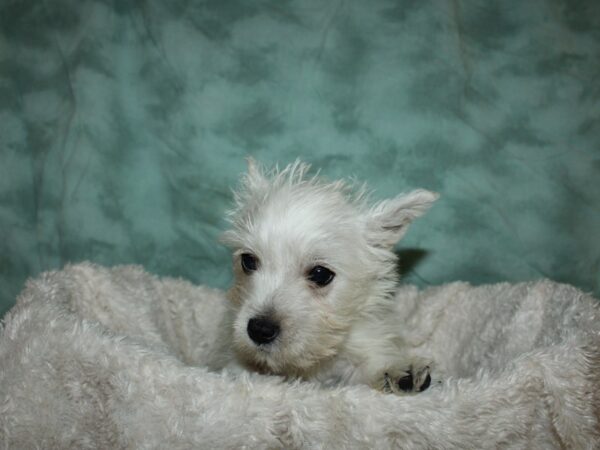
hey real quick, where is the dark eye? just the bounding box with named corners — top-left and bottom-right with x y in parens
top-left (241, 253), bottom-right (258, 274)
top-left (307, 265), bottom-right (335, 287)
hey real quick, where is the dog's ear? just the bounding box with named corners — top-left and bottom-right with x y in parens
top-left (365, 190), bottom-right (438, 248)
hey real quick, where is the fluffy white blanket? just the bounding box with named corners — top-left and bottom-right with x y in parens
top-left (1, 263), bottom-right (599, 449)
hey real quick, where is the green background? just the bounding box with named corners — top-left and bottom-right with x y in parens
top-left (1, 0), bottom-right (599, 317)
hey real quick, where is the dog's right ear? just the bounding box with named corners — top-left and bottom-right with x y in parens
top-left (364, 189), bottom-right (439, 249)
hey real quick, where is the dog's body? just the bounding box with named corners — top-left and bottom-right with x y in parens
top-left (222, 160), bottom-right (438, 393)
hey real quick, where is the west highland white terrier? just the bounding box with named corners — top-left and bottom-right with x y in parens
top-left (221, 159), bottom-right (439, 394)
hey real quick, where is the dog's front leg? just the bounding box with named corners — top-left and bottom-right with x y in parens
top-left (367, 357), bottom-right (433, 395)
top-left (378, 365), bottom-right (432, 394)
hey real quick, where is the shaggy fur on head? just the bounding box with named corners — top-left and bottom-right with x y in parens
top-left (222, 159), bottom-right (438, 391)
top-left (1, 162), bottom-right (599, 448)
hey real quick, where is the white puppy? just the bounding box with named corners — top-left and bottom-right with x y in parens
top-left (222, 159), bottom-right (438, 394)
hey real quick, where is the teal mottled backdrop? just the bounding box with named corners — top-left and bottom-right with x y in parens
top-left (1, 1), bottom-right (599, 316)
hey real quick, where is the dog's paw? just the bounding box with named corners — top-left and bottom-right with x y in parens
top-left (381, 365), bottom-right (431, 394)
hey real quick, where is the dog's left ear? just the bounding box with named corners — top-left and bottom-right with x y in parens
top-left (365, 190), bottom-right (439, 248)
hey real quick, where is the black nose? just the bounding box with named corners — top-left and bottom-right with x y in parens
top-left (247, 317), bottom-right (280, 345)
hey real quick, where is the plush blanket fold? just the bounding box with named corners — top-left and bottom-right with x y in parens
top-left (1, 263), bottom-right (599, 449)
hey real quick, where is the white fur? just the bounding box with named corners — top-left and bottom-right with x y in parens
top-left (1, 263), bottom-right (599, 448)
top-left (1, 162), bottom-right (600, 448)
top-left (222, 159), bottom-right (438, 391)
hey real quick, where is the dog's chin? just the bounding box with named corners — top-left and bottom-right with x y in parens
top-left (234, 341), bottom-right (323, 378)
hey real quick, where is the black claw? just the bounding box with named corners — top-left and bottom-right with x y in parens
top-left (418, 373), bottom-right (432, 392)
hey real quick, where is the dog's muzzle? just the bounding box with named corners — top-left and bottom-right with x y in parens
top-left (247, 317), bottom-right (280, 345)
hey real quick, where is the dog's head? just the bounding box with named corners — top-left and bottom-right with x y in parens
top-left (221, 159), bottom-right (438, 377)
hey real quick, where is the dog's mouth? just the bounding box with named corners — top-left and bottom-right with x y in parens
top-left (251, 341), bottom-right (276, 355)
top-left (236, 338), bottom-right (332, 378)
top-left (233, 311), bottom-right (345, 377)
top-left (233, 330), bottom-right (308, 375)
top-left (234, 342), bottom-right (285, 375)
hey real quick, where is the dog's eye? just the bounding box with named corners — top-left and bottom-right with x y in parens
top-left (307, 265), bottom-right (335, 287)
top-left (241, 253), bottom-right (258, 274)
